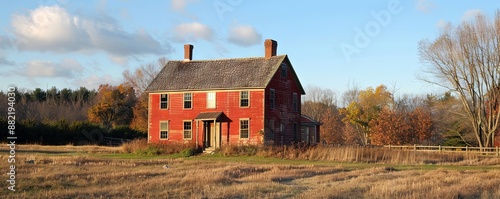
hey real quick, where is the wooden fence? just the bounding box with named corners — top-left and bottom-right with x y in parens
top-left (384, 145), bottom-right (500, 157)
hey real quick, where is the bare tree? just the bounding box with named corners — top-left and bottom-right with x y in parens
top-left (123, 57), bottom-right (167, 96)
top-left (419, 11), bottom-right (500, 148)
top-left (302, 85), bottom-right (345, 145)
top-left (301, 85), bottom-right (337, 121)
top-left (341, 80), bottom-right (359, 107)
top-left (393, 94), bottom-right (426, 113)
top-left (123, 57), bottom-right (168, 132)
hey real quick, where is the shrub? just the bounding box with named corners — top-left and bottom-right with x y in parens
top-left (180, 148), bottom-right (198, 157)
top-left (122, 139), bottom-right (199, 156)
top-left (122, 139), bottom-right (148, 153)
top-left (219, 145), bottom-right (264, 156)
top-left (135, 145), bottom-right (163, 156)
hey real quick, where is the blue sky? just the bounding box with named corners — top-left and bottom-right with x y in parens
top-left (0, 0), bottom-right (498, 97)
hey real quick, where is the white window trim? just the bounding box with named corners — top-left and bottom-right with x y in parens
top-left (160, 121), bottom-right (169, 140)
top-left (240, 91), bottom-right (250, 108)
top-left (160, 93), bottom-right (168, 110)
top-left (183, 120), bottom-right (193, 140)
top-left (183, 93), bottom-right (192, 109)
top-left (239, 118), bottom-right (250, 139)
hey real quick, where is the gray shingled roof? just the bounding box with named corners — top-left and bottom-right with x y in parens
top-left (146, 55), bottom-right (304, 93)
top-left (194, 112), bottom-right (224, 120)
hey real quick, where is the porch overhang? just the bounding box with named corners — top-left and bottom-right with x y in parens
top-left (194, 112), bottom-right (231, 122)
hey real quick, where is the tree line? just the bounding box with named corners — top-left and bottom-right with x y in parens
top-left (302, 85), bottom-right (474, 146)
top-left (0, 58), bottom-right (165, 145)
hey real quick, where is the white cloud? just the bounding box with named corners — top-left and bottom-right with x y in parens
top-left (13, 6), bottom-right (88, 52)
top-left (416, 0), bottom-right (436, 13)
top-left (11, 5), bottom-right (169, 56)
top-left (170, 0), bottom-right (199, 21)
top-left (227, 24), bottom-right (262, 47)
top-left (462, 9), bottom-right (483, 21)
top-left (171, 0), bottom-right (197, 11)
top-left (72, 74), bottom-right (122, 90)
top-left (173, 22), bottom-right (213, 42)
top-left (22, 59), bottom-right (83, 78)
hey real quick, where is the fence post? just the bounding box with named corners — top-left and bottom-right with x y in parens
top-left (414, 144), bottom-right (416, 151)
top-left (439, 145), bottom-right (441, 152)
top-left (466, 146), bottom-right (468, 155)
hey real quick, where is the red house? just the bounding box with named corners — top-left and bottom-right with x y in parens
top-left (145, 39), bottom-right (317, 149)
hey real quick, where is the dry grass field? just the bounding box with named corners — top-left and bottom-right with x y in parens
top-left (1, 144), bottom-right (500, 199)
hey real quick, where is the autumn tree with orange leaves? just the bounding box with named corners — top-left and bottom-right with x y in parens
top-left (88, 84), bottom-right (137, 128)
top-left (340, 85), bottom-right (393, 145)
top-left (320, 108), bottom-right (345, 145)
top-left (370, 107), bottom-right (433, 145)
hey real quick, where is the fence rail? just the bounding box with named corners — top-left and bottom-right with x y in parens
top-left (384, 145), bottom-right (500, 156)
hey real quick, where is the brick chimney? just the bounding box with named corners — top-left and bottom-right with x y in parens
top-left (184, 44), bottom-right (194, 61)
top-left (264, 39), bottom-right (277, 59)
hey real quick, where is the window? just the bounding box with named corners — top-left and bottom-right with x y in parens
top-left (207, 92), bottom-right (216, 108)
top-left (240, 91), bottom-right (249, 107)
top-left (184, 93), bottom-right (192, 109)
top-left (281, 63), bottom-right (287, 78)
top-left (269, 89), bottom-right (275, 109)
top-left (160, 121), bottom-right (168, 140)
top-left (292, 93), bottom-right (298, 112)
top-left (240, 119), bottom-right (249, 139)
top-left (183, 121), bottom-right (192, 139)
top-left (160, 94), bottom-right (168, 109)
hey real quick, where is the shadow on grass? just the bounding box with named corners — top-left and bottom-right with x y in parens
top-left (0, 149), bottom-right (78, 155)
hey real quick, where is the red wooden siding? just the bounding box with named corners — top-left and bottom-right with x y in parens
top-left (264, 60), bottom-right (303, 145)
top-left (148, 90), bottom-right (265, 147)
